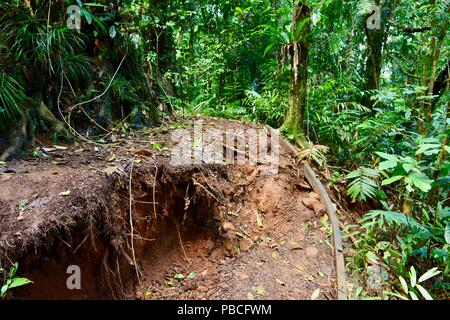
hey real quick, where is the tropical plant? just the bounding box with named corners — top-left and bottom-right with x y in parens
top-left (0, 262), bottom-right (32, 298)
top-left (346, 167), bottom-right (380, 201)
top-left (0, 72), bottom-right (28, 127)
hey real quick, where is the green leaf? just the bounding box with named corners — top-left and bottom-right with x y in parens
top-left (107, 154), bottom-right (116, 162)
top-left (410, 266), bottom-right (417, 288)
top-left (84, 3), bottom-right (107, 8)
top-left (366, 251), bottom-right (378, 264)
top-left (8, 263), bottom-right (18, 278)
top-left (375, 152), bottom-right (399, 162)
top-left (445, 223), bottom-right (450, 245)
top-left (416, 284), bottom-right (433, 300)
top-left (399, 276), bottom-right (408, 294)
top-left (81, 8), bottom-right (93, 25)
top-left (8, 277), bottom-right (32, 289)
top-left (173, 273), bottom-right (185, 280)
top-left (418, 268), bottom-right (441, 283)
top-left (263, 42), bottom-right (277, 57)
top-left (187, 272), bottom-right (196, 279)
top-left (346, 168), bottom-right (379, 201)
top-left (416, 144), bottom-right (441, 156)
top-left (109, 25), bottom-right (117, 39)
top-left (381, 175), bottom-right (403, 186)
top-left (402, 163), bottom-right (414, 173)
top-left (409, 172), bottom-right (433, 193)
top-left (151, 143), bottom-right (161, 151)
top-left (1, 284), bottom-right (8, 295)
top-left (379, 160), bottom-right (397, 171)
top-left (409, 291), bottom-right (419, 300)
top-left (386, 291), bottom-right (409, 300)
top-left (92, 15), bottom-right (107, 33)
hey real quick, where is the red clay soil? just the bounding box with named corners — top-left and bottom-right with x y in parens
top-left (0, 116), bottom-right (337, 300)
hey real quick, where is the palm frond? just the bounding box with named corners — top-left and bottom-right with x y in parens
top-left (346, 167), bottom-right (380, 201)
top-left (0, 72), bottom-right (30, 127)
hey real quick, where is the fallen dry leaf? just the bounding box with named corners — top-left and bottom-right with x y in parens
top-left (295, 264), bottom-right (305, 272)
top-left (305, 275), bottom-right (315, 281)
top-left (59, 190), bottom-right (71, 197)
top-left (311, 288), bottom-right (320, 300)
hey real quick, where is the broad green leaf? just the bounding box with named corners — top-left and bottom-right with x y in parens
top-left (8, 277), bottom-right (32, 289)
top-left (366, 251), bottom-right (378, 264)
top-left (415, 144), bottom-right (440, 155)
top-left (445, 223), bottom-right (450, 245)
top-left (402, 163), bottom-right (414, 173)
top-left (375, 152), bottom-right (399, 162)
top-left (173, 273), bottom-right (185, 280)
top-left (381, 175), bottom-right (403, 186)
top-left (379, 160), bottom-right (397, 171)
top-left (409, 172), bottom-right (433, 193)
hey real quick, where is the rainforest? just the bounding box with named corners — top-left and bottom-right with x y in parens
top-left (0, 0), bottom-right (448, 302)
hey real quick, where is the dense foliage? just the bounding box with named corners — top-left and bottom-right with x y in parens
top-left (0, 0), bottom-right (449, 299)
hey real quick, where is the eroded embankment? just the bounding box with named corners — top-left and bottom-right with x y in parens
top-left (1, 162), bottom-right (231, 299)
top-left (0, 118), bottom-right (337, 300)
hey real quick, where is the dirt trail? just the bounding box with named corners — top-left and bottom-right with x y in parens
top-left (0, 116), bottom-right (337, 300)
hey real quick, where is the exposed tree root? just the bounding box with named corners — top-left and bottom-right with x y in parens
top-left (36, 100), bottom-right (73, 142)
top-left (0, 118), bottom-right (27, 161)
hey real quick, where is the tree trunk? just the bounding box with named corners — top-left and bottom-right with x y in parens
top-left (362, 0), bottom-right (395, 109)
top-left (418, 20), bottom-right (448, 137)
top-left (282, 1), bottom-right (310, 142)
top-left (0, 117), bottom-right (27, 161)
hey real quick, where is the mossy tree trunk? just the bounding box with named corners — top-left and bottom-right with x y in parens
top-left (361, 0), bottom-right (395, 110)
top-left (282, 1), bottom-right (310, 143)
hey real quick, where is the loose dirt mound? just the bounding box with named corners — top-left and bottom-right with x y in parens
top-left (0, 116), bottom-right (337, 300)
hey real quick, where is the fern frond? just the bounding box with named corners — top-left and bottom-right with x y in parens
top-left (346, 167), bottom-right (380, 201)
